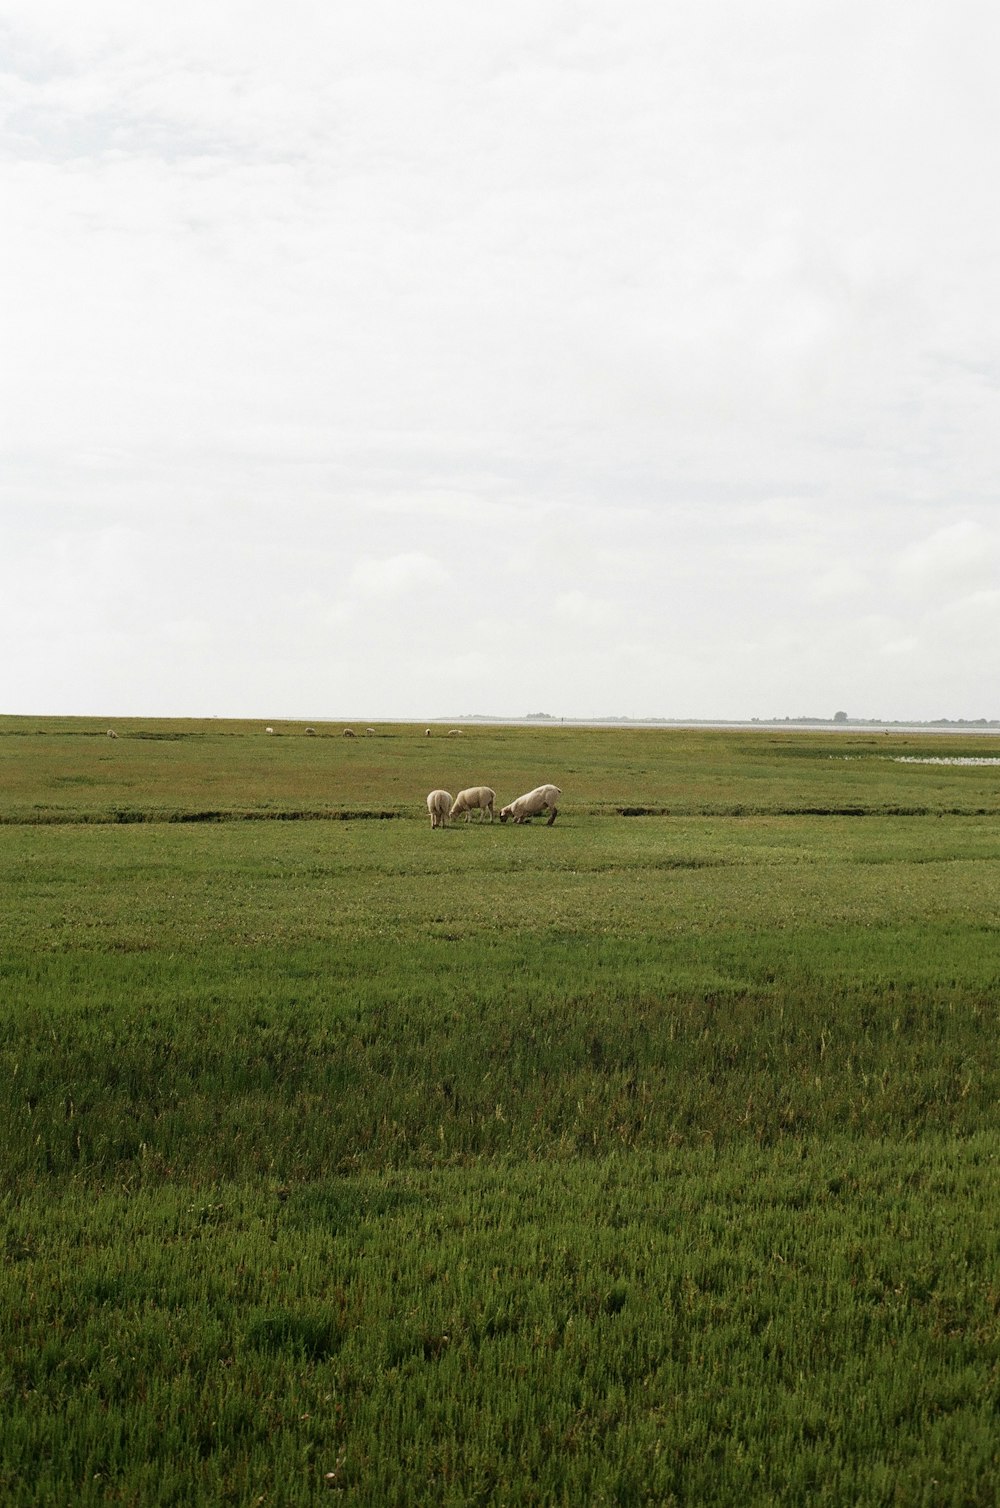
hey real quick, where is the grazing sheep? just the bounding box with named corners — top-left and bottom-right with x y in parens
top-left (365, 727), bottom-right (377, 736)
top-left (450, 786), bottom-right (496, 823)
top-left (106, 729), bottom-right (118, 739)
top-left (343, 729), bottom-right (356, 738)
top-left (447, 729), bottom-right (463, 737)
top-left (426, 789), bottom-right (453, 828)
top-left (425, 729), bottom-right (431, 737)
top-left (265, 726), bottom-right (274, 734)
top-left (499, 784), bottom-right (561, 826)
top-left (305, 727), bottom-right (317, 736)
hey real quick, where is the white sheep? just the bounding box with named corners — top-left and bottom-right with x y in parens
top-left (499, 784), bottom-right (561, 826)
top-left (305, 727), bottom-right (317, 736)
top-left (447, 729), bottom-right (463, 737)
top-left (106, 729), bottom-right (118, 739)
top-left (450, 786), bottom-right (496, 823)
top-left (426, 789), bottom-right (453, 828)
top-left (365, 727), bottom-right (377, 736)
top-left (265, 726), bottom-right (274, 734)
top-left (343, 729), bottom-right (356, 738)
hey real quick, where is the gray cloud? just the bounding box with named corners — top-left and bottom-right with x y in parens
top-left (2, 2), bottom-right (999, 719)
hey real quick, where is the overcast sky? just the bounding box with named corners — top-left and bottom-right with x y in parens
top-left (3, 1), bottom-right (999, 721)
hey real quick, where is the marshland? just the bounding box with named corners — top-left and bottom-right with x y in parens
top-left (1, 717), bottom-right (997, 1505)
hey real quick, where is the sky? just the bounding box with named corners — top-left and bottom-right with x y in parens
top-left (3, 0), bottom-right (999, 722)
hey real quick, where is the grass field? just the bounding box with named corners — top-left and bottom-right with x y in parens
top-left (1, 718), bottom-right (998, 1504)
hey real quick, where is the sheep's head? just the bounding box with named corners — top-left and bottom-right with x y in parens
top-left (499, 807), bottom-right (512, 823)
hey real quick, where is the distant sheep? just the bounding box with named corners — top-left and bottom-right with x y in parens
top-left (425, 729), bottom-right (431, 737)
top-left (265, 726), bottom-right (274, 735)
top-left (106, 729), bottom-right (118, 739)
top-left (447, 729), bottom-right (463, 738)
top-left (365, 727), bottom-right (376, 736)
top-left (343, 729), bottom-right (356, 738)
top-left (305, 727), bottom-right (317, 736)
top-left (499, 784), bottom-right (561, 826)
top-left (450, 786), bottom-right (496, 823)
top-left (426, 790), bottom-right (453, 828)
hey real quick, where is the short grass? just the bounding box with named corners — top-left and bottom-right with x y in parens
top-left (1, 720), bottom-right (998, 1504)
top-left (3, 715), bottom-right (1000, 822)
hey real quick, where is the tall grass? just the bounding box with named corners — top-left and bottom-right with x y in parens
top-left (3, 1144), bottom-right (997, 1505)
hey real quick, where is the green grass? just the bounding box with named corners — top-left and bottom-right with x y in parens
top-left (0, 720), bottom-right (998, 1503)
top-left (3, 715), bottom-right (1000, 822)
top-left (4, 1142), bottom-right (997, 1506)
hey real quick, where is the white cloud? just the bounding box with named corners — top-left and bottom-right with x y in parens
top-left (810, 566), bottom-right (869, 604)
top-left (551, 591), bottom-right (616, 629)
top-left (348, 553), bottom-right (452, 601)
top-left (893, 521), bottom-right (1000, 596)
top-left (879, 635), bottom-right (920, 659)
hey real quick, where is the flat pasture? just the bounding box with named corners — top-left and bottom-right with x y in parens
top-left (1, 719), bottom-right (998, 1504)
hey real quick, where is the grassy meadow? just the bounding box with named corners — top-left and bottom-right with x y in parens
top-left (1, 716), bottom-right (998, 1504)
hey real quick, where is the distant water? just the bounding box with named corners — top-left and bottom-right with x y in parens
top-left (892, 756), bottom-right (1000, 766)
top-left (451, 719), bottom-right (1000, 735)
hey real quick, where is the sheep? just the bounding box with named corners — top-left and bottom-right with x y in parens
top-left (450, 786), bottom-right (496, 823)
top-left (106, 729), bottom-right (118, 739)
top-left (447, 729), bottom-right (463, 737)
top-left (426, 789), bottom-right (453, 828)
top-left (265, 726), bottom-right (274, 735)
top-left (343, 729), bottom-right (356, 738)
top-left (499, 784), bottom-right (561, 826)
top-left (425, 729), bottom-right (431, 737)
top-left (365, 727), bottom-right (377, 736)
top-left (305, 727), bottom-right (317, 736)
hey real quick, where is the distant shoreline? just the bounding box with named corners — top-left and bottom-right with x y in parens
top-left (435, 717), bottom-right (1000, 734)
